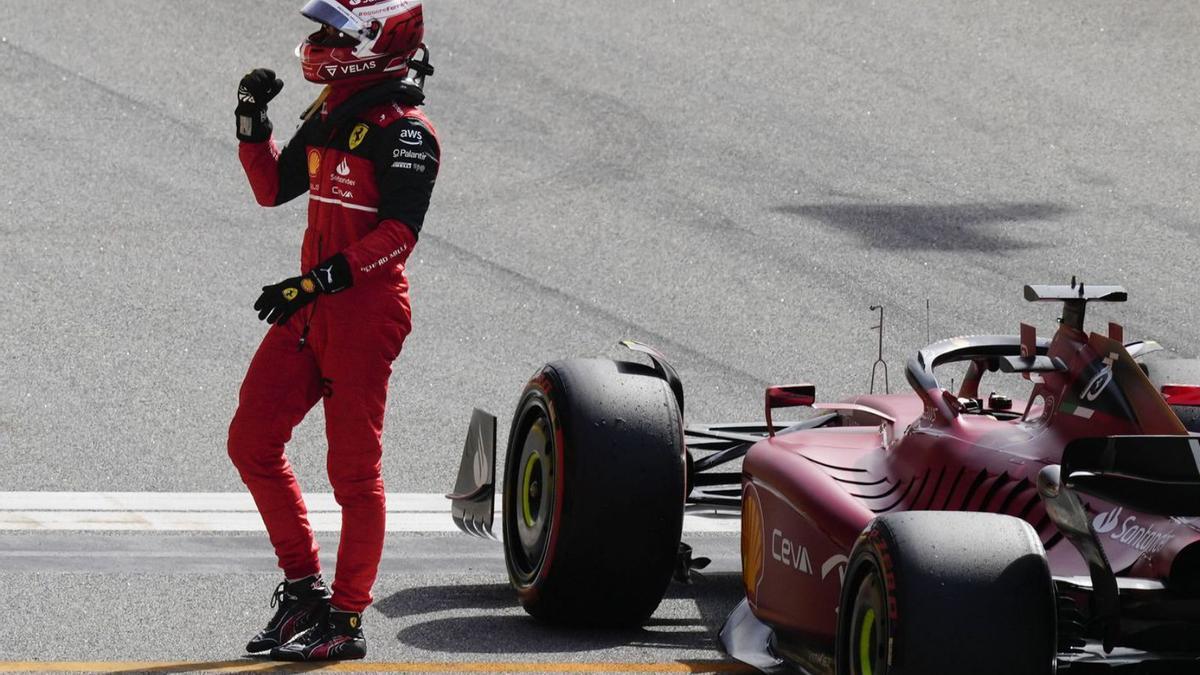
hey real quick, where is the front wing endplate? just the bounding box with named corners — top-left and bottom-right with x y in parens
top-left (446, 408), bottom-right (498, 539)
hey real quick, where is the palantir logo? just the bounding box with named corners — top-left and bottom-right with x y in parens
top-left (1093, 507), bottom-right (1122, 534)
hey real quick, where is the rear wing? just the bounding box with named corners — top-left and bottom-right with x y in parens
top-left (1024, 282), bottom-right (1127, 331)
top-left (1024, 284), bottom-right (1128, 303)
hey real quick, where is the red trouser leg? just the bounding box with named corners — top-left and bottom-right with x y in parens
top-left (228, 322), bottom-right (324, 580)
top-left (313, 302), bottom-right (410, 613)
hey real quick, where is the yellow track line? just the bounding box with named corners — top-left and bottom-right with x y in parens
top-left (0, 660), bottom-right (752, 673)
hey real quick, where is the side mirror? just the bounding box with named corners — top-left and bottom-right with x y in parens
top-left (1162, 384), bottom-right (1200, 406)
top-left (765, 384), bottom-right (815, 437)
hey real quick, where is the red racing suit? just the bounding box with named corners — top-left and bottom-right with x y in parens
top-left (228, 83), bottom-right (440, 613)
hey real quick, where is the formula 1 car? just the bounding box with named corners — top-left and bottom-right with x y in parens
top-left (449, 282), bottom-right (1200, 673)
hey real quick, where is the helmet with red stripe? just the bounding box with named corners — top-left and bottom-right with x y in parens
top-left (297, 0), bottom-right (424, 84)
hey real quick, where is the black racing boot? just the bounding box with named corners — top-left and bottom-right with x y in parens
top-left (270, 607), bottom-right (366, 661)
top-left (245, 575), bottom-right (331, 653)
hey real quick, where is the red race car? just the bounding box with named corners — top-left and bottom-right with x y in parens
top-left (450, 283), bottom-right (1200, 674)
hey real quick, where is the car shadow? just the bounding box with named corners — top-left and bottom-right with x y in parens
top-left (773, 202), bottom-right (1072, 251)
top-left (378, 574), bottom-right (744, 655)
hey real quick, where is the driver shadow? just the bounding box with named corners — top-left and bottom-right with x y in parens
top-left (376, 574), bottom-right (744, 655)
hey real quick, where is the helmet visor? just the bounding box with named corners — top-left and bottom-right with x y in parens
top-left (300, 0), bottom-right (371, 41)
top-left (306, 24), bottom-right (360, 48)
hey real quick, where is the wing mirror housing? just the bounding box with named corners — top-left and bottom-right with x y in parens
top-left (765, 384), bottom-right (815, 436)
top-left (1162, 384), bottom-right (1200, 406)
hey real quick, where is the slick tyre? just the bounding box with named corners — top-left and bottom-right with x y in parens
top-left (835, 512), bottom-right (1056, 675)
top-left (501, 358), bottom-right (686, 627)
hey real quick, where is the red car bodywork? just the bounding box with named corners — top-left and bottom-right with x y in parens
top-left (740, 296), bottom-right (1200, 654)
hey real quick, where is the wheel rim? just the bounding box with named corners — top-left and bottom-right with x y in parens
top-left (858, 608), bottom-right (877, 675)
top-left (521, 451), bottom-right (543, 528)
top-left (506, 410), bottom-right (556, 583)
top-left (849, 569), bottom-right (888, 675)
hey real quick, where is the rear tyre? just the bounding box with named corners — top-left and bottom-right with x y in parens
top-left (501, 358), bottom-right (686, 627)
top-left (836, 512), bottom-right (1056, 675)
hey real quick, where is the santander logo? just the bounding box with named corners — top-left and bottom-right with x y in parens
top-left (336, 158), bottom-right (351, 176)
top-left (1092, 507), bottom-right (1174, 554)
top-left (1093, 508), bottom-right (1122, 534)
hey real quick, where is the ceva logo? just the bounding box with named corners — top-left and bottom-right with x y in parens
top-left (771, 529), bottom-right (813, 575)
top-left (1093, 507), bottom-right (1122, 534)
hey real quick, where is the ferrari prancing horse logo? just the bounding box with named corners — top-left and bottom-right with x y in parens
top-left (349, 123), bottom-right (369, 150)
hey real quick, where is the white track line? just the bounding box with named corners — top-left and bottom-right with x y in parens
top-left (0, 493), bottom-right (740, 533)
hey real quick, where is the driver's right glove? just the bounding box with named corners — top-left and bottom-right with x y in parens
top-left (235, 68), bottom-right (284, 142)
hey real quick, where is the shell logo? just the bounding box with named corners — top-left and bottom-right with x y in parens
top-left (307, 149), bottom-right (321, 177)
top-left (742, 483), bottom-right (765, 603)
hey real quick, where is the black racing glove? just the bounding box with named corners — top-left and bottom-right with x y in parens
top-left (253, 254), bottom-right (353, 325)
top-left (235, 68), bottom-right (284, 142)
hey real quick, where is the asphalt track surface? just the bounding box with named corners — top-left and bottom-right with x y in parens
top-left (4, 0), bottom-right (1200, 671)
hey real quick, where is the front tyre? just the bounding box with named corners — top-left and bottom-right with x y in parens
top-left (501, 359), bottom-right (686, 627)
top-left (836, 512), bottom-right (1056, 675)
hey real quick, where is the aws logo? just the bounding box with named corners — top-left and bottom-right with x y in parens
top-left (398, 128), bottom-right (423, 146)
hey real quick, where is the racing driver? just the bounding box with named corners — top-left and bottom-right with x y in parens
top-left (227, 0), bottom-right (439, 662)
